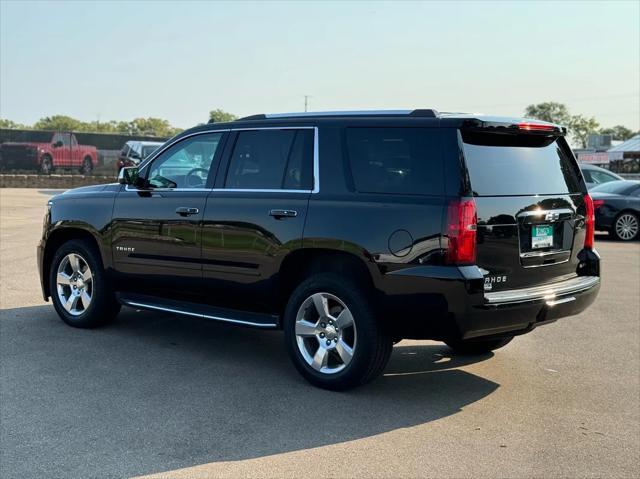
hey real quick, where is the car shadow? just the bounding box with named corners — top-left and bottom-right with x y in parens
top-left (1, 305), bottom-right (499, 478)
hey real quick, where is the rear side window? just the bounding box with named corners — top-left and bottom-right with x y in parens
top-left (461, 131), bottom-right (582, 196)
top-left (225, 129), bottom-right (314, 190)
top-left (589, 169), bottom-right (618, 185)
top-left (345, 128), bottom-right (443, 195)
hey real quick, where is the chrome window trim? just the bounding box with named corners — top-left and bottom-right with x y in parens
top-left (132, 126), bottom-right (319, 194)
top-left (211, 188), bottom-right (313, 194)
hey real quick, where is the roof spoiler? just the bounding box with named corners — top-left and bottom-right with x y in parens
top-left (460, 118), bottom-right (566, 136)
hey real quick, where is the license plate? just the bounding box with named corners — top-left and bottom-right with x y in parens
top-left (532, 225), bottom-right (554, 249)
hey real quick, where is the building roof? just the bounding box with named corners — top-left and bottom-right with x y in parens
top-left (608, 135), bottom-right (640, 153)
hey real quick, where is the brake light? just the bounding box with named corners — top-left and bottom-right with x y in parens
top-left (517, 122), bottom-right (555, 131)
top-left (445, 198), bottom-right (477, 265)
top-left (584, 194), bottom-right (595, 249)
top-left (592, 199), bottom-right (605, 209)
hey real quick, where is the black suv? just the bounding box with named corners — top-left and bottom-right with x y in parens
top-left (38, 110), bottom-right (601, 390)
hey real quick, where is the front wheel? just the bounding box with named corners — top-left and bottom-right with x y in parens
top-left (40, 154), bottom-right (53, 174)
top-left (444, 336), bottom-right (513, 355)
top-left (612, 212), bottom-right (639, 241)
top-left (49, 239), bottom-right (120, 328)
top-left (80, 156), bottom-right (93, 175)
top-left (283, 273), bottom-right (393, 390)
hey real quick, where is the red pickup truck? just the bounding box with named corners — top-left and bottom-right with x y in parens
top-left (0, 132), bottom-right (98, 174)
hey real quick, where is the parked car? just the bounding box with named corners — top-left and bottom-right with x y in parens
top-left (38, 110), bottom-right (601, 390)
top-left (0, 132), bottom-right (97, 174)
top-left (116, 141), bottom-right (163, 171)
top-left (591, 180), bottom-right (640, 241)
top-left (579, 163), bottom-right (623, 189)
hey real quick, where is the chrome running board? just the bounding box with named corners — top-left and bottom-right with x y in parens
top-left (117, 293), bottom-right (279, 329)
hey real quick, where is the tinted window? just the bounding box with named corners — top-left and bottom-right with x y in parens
top-left (589, 169), bottom-right (619, 185)
top-left (147, 133), bottom-right (223, 189)
top-left (345, 128), bottom-right (443, 195)
top-left (142, 145), bottom-right (160, 158)
top-left (461, 132), bottom-right (582, 196)
top-left (225, 129), bottom-right (313, 190)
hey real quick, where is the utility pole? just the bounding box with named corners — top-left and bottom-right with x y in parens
top-left (304, 95), bottom-right (311, 112)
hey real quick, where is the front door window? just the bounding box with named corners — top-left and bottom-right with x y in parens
top-left (147, 133), bottom-right (223, 189)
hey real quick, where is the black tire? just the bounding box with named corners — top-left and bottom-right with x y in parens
top-left (49, 238), bottom-right (120, 328)
top-left (283, 273), bottom-right (393, 391)
top-left (444, 336), bottom-right (513, 355)
top-left (41, 154), bottom-right (53, 174)
top-left (611, 212), bottom-right (639, 241)
top-left (81, 156), bottom-right (93, 175)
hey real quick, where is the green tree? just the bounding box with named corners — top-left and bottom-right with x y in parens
top-left (117, 118), bottom-right (182, 137)
top-left (208, 109), bottom-right (237, 123)
top-left (0, 119), bottom-right (29, 129)
top-left (524, 102), bottom-right (600, 148)
top-left (569, 115), bottom-right (600, 148)
top-left (599, 125), bottom-right (636, 141)
top-left (33, 115), bottom-right (86, 131)
top-left (524, 102), bottom-right (572, 125)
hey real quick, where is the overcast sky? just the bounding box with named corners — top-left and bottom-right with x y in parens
top-left (1, 0), bottom-right (638, 130)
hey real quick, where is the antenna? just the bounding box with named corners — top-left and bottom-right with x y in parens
top-left (304, 95), bottom-right (312, 112)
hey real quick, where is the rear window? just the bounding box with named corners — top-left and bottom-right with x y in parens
top-left (461, 131), bottom-right (582, 196)
top-left (346, 127), bottom-right (443, 196)
top-left (591, 180), bottom-right (639, 194)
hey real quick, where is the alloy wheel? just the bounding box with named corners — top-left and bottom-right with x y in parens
top-left (615, 213), bottom-right (638, 241)
top-left (56, 253), bottom-right (93, 316)
top-left (294, 292), bottom-right (357, 374)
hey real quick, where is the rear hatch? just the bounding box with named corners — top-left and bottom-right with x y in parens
top-left (460, 128), bottom-right (587, 292)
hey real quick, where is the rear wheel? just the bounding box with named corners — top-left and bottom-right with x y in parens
top-left (81, 156), bottom-right (93, 175)
top-left (612, 212), bottom-right (639, 241)
top-left (445, 336), bottom-right (513, 355)
top-left (283, 273), bottom-right (393, 390)
top-left (40, 154), bottom-right (53, 174)
top-left (49, 239), bottom-right (120, 328)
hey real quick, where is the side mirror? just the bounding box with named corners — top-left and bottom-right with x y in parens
top-left (53, 141), bottom-right (63, 148)
top-left (118, 166), bottom-right (140, 186)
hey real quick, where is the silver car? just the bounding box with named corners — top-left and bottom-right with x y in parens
top-left (579, 163), bottom-right (623, 189)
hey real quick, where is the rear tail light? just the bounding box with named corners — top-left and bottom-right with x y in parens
top-left (517, 121), bottom-right (556, 131)
top-left (584, 194), bottom-right (595, 249)
top-left (445, 198), bottom-right (477, 265)
top-left (593, 199), bottom-right (605, 209)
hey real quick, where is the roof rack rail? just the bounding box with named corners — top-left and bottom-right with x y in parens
top-left (237, 109), bottom-right (439, 121)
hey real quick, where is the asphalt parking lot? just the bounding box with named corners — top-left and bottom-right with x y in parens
top-left (1, 188), bottom-right (639, 479)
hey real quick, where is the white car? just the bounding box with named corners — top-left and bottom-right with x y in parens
top-left (117, 141), bottom-right (163, 171)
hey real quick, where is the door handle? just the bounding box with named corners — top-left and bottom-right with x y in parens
top-left (269, 209), bottom-right (298, 219)
top-left (175, 207), bottom-right (199, 216)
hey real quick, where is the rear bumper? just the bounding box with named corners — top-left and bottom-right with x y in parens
top-left (380, 250), bottom-right (601, 340)
top-left (595, 209), bottom-right (615, 230)
top-left (458, 275), bottom-right (600, 339)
